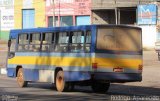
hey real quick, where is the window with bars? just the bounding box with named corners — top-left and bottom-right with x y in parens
top-left (55, 32), bottom-right (69, 52)
top-left (29, 33), bottom-right (41, 52)
top-left (18, 34), bottom-right (29, 51)
top-left (70, 31), bottom-right (84, 52)
top-left (42, 33), bottom-right (54, 52)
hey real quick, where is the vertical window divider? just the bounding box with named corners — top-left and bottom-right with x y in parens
top-left (84, 31), bottom-right (86, 52)
top-left (67, 31), bottom-right (70, 52)
top-left (26, 33), bottom-right (29, 51)
top-left (40, 32), bottom-right (43, 52)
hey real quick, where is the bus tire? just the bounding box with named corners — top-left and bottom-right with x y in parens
top-left (91, 82), bottom-right (110, 93)
top-left (56, 70), bottom-right (69, 92)
top-left (17, 68), bottom-right (27, 87)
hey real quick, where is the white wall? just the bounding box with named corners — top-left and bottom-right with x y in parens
top-left (139, 25), bottom-right (157, 49)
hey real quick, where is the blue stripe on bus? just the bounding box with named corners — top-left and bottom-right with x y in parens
top-left (7, 68), bottom-right (16, 77)
top-left (91, 25), bottom-right (97, 53)
top-left (15, 52), bottom-right (92, 57)
top-left (95, 49), bottom-right (142, 55)
top-left (64, 71), bottom-right (91, 81)
top-left (23, 69), bottom-right (39, 81)
top-left (7, 64), bottom-right (91, 71)
top-left (14, 52), bottom-right (141, 59)
top-left (7, 67), bottom-right (91, 82)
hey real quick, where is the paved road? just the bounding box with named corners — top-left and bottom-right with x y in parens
top-left (0, 51), bottom-right (160, 101)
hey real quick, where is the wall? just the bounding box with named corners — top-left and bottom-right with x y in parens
top-left (14, 0), bottom-right (22, 29)
top-left (92, 10), bottom-right (115, 24)
top-left (140, 26), bottom-right (156, 49)
top-left (0, 0), bottom-right (14, 40)
top-left (33, 0), bottom-right (45, 27)
top-left (45, 0), bottom-right (91, 26)
top-left (14, 0), bottom-right (45, 29)
top-left (92, 0), bottom-right (156, 10)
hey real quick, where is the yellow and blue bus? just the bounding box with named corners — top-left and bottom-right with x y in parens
top-left (7, 25), bottom-right (142, 93)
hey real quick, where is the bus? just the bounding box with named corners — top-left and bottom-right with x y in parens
top-left (7, 25), bottom-right (142, 93)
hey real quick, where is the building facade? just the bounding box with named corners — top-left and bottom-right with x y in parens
top-left (45, 0), bottom-right (91, 27)
top-left (0, 0), bottom-right (14, 40)
top-left (12, 0), bottom-right (160, 49)
top-left (14, 0), bottom-right (46, 29)
top-left (14, 0), bottom-right (91, 29)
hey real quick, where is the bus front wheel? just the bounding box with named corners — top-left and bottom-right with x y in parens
top-left (56, 70), bottom-right (69, 92)
top-left (17, 68), bottom-right (27, 87)
top-left (91, 81), bottom-right (110, 93)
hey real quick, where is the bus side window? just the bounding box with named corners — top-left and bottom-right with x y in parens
top-left (85, 31), bottom-right (91, 52)
top-left (29, 33), bottom-right (41, 52)
top-left (18, 34), bottom-right (29, 52)
top-left (70, 31), bottom-right (84, 52)
top-left (42, 32), bottom-right (53, 52)
top-left (55, 32), bottom-right (69, 52)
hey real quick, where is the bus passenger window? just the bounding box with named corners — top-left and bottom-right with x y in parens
top-left (29, 33), bottom-right (41, 52)
top-left (42, 33), bottom-right (53, 52)
top-left (55, 32), bottom-right (69, 52)
top-left (85, 31), bottom-right (91, 52)
top-left (18, 34), bottom-right (29, 51)
top-left (70, 31), bottom-right (84, 52)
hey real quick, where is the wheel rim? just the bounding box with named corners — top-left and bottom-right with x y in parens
top-left (17, 69), bottom-right (24, 86)
top-left (56, 71), bottom-right (65, 92)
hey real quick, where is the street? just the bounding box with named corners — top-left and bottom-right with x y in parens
top-left (0, 51), bottom-right (160, 101)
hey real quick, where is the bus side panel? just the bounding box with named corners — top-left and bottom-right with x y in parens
top-left (91, 26), bottom-right (97, 53)
top-left (7, 67), bottom-right (16, 77)
top-left (23, 68), bottom-right (39, 81)
top-left (7, 52), bottom-right (92, 82)
top-left (64, 71), bottom-right (91, 82)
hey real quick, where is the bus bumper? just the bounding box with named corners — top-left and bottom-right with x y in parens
top-left (93, 72), bottom-right (142, 82)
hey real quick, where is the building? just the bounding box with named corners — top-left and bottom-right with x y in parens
top-left (45, 0), bottom-right (91, 27)
top-left (91, 0), bottom-right (159, 49)
top-left (14, 0), bottom-right (46, 29)
top-left (0, 0), bottom-right (14, 40)
top-left (12, 0), bottom-right (160, 49)
top-left (14, 0), bottom-right (91, 29)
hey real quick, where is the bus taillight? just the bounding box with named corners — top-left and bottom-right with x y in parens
top-left (92, 63), bottom-right (97, 69)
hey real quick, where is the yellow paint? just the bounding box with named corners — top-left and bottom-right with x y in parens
top-left (8, 56), bottom-right (91, 67)
top-left (33, 0), bottom-right (46, 27)
top-left (94, 58), bottom-right (142, 69)
top-left (14, 0), bottom-right (46, 29)
top-left (14, 0), bottom-right (23, 29)
top-left (8, 56), bottom-right (142, 69)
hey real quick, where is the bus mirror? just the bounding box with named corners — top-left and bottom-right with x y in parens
top-left (8, 52), bottom-right (15, 59)
top-left (8, 40), bottom-right (11, 47)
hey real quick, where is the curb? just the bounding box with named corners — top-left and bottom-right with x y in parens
top-left (0, 68), bottom-right (7, 74)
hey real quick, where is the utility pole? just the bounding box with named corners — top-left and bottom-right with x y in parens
top-left (115, 8), bottom-right (118, 25)
top-left (52, 0), bottom-right (55, 27)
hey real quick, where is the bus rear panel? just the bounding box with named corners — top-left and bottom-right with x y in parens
top-left (92, 26), bottom-right (142, 82)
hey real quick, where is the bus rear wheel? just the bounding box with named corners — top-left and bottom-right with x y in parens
top-left (17, 68), bottom-right (27, 87)
top-left (56, 70), bottom-right (69, 92)
top-left (91, 82), bottom-right (110, 93)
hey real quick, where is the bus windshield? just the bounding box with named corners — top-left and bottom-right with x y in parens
top-left (96, 27), bottom-right (142, 52)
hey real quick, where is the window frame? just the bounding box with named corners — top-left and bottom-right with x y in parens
top-left (41, 32), bottom-right (54, 52)
top-left (54, 31), bottom-right (69, 52)
top-left (17, 33), bottom-right (29, 52)
top-left (29, 32), bottom-right (41, 52)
